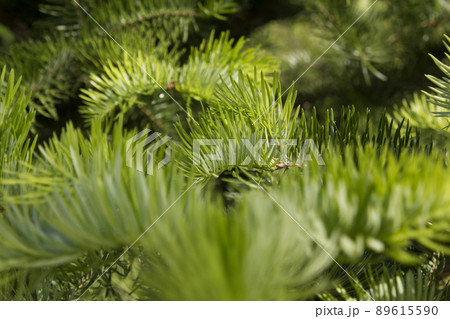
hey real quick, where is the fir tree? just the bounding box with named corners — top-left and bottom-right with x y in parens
top-left (0, 0), bottom-right (449, 300)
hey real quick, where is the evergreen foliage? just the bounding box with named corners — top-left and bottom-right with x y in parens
top-left (249, 0), bottom-right (450, 108)
top-left (424, 35), bottom-right (450, 117)
top-left (320, 261), bottom-right (449, 301)
top-left (0, 0), bottom-right (449, 301)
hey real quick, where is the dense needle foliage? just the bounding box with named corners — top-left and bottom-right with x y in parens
top-left (0, 0), bottom-right (449, 300)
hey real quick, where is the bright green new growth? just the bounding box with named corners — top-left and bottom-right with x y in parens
top-left (0, 0), bottom-right (449, 301)
top-left (80, 31), bottom-right (277, 124)
top-left (424, 35), bottom-right (450, 118)
top-left (0, 67), bottom-right (36, 175)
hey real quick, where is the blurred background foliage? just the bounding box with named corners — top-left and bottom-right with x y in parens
top-left (1, 0), bottom-right (449, 114)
